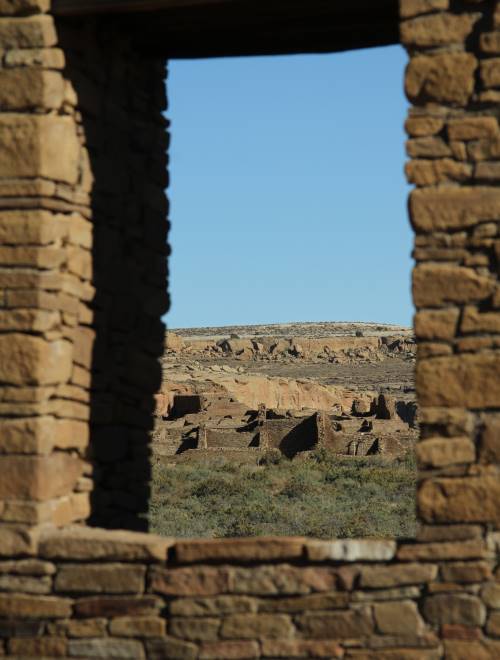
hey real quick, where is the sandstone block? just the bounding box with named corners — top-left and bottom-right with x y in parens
top-left (0, 334), bottom-right (72, 386)
top-left (399, 0), bottom-right (449, 19)
top-left (220, 614), bottom-right (294, 640)
top-left (416, 437), bottom-right (475, 468)
top-left (0, 14), bottom-right (55, 47)
top-left (68, 639), bottom-right (145, 659)
top-left (479, 415), bottom-right (500, 463)
top-left (169, 617), bottom-right (220, 642)
top-left (145, 637), bottom-right (197, 660)
top-left (475, 161), bottom-right (500, 180)
top-left (461, 306), bottom-right (500, 333)
top-left (487, 612), bottom-right (500, 636)
top-left (448, 117), bottom-right (499, 141)
top-left (4, 46), bottom-right (65, 68)
top-left (419, 407), bottom-right (473, 436)
top-left (413, 264), bottom-right (495, 307)
top-left (0, 0), bottom-right (50, 14)
top-left (170, 596), bottom-right (257, 617)
top-left (406, 136), bottom-right (452, 158)
top-left (8, 637), bottom-right (67, 657)
top-left (0, 309), bottom-right (60, 332)
top-left (419, 476), bottom-right (500, 523)
top-left (0, 114), bottom-right (80, 184)
top-left (405, 52), bottom-right (477, 105)
top-left (405, 116), bottom-right (444, 137)
top-left (416, 353), bottom-right (500, 408)
top-left (0, 593), bottom-right (71, 618)
top-left (0, 69), bottom-right (64, 110)
top-left (397, 540), bottom-right (487, 561)
top-left (0, 210), bottom-right (67, 244)
top-left (258, 592), bottom-right (349, 612)
top-left (373, 600), bottom-right (425, 635)
top-left (410, 187), bottom-right (500, 233)
top-left (296, 608), bottom-right (373, 638)
top-left (231, 565), bottom-right (336, 595)
top-left (401, 12), bottom-right (478, 46)
top-left (175, 537), bottom-right (305, 563)
top-left (150, 565), bottom-right (232, 597)
top-left (200, 641), bottom-right (261, 659)
top-left (423, 594), bottom-right (485, 626)
top-left (360, 563), bottom-right (437, 588)
top-left (481, 32), bottom-right (500, 54)
top-left (0, 573), bottom-right (51, 593)
top-left (260, 639), bottom-right (343, 658)
top-left (55, 563), bottom-right (145, 594)
top-left (306, 539), bottom-right (396, 562)
top-left (417, 524), bottom-right (482, 543)
top-left (441, 561), bottom-right (492, 583)
top-left (481, 582), bottom-right (500, 608)
top-left (0, 558), bottom-right (54, 575)
top-left (405, 158), bottom-right (471, 185)
top-left (109, 616), bottom-right (165, 637)
top-left (47, 617), bottom-right (107, 638)
top-left (72, 326), bottom-right (95, 369)
top-left (0, 416), bottom-right (56, 454)
top-left (444, 640), bottom-right (500, 660)
top-left (74, 596), bottom-right (161, 618)
top-left (481, 58), bottom-right (500, 88)
top-left (0, 524), bottom-right (37, 555)
top-left (414, 309), bottom-right (459, 341)
top-left (0, 453), bottom-right (83, 501)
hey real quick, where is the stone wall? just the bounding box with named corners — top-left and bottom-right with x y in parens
top-left (0, 0), bottom-right (168, 532)
top-left (0, 0), bottom-right (499, 657)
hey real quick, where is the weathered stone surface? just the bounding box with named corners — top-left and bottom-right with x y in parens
top-left (405, 53), bottom-right (477, 105)
top-left (414, 309), bottom-right (459, 341)
top-left (0, 416), bottom-right (55, 454)
top-left (39, 525), bottom-right (172, 561)
top-left (231, 565), bottom-right (336, 596)
top-left (0, 453), bottom-right (82, 501)
top-left (480, 415), bottom-right (500, 463)
top-left (0, 573), bottom-right (51, 593)
top-left (0, 15), bottom-right (55, 48)
top-left (397, 540), bottom-right (487, 561)
top-left (55, 563), bottom-right (145, 594)
top-left (257, 592), bottom-right (349, 612)
top-left (109, 616), bottom-right (166, 638)
top-left (405, 115), bottom-right (444, 137)
top-left (373, 601), bottom-right (425, 635)
top-left (405, 158), bottom-right (471, 185)
top-left (481, 58), bottom-right (500, 88)
top-left (4, 46), bottom-right (65, 68)
top-left (0, 114), bottom-right (79, 184)
top-left (8, 637), bottom-right (67, 657)
top-left (68, 638), bottom-right (145, 659)
top-left (47, 618), bottom-right (107, 638)
top-left (175, 537), bottom-right (305, 563)
top-left (169, 617), bottom-right (220, 642)
top-left (0, 335), bottom-right (73, 386)
top-left (410, 188), bottom-right (500, 233)
top-left (220, 614), bottom-right (293, 640)
top-left (0, 0), bottom-right (50, 14)
top-left (0, 593), bottom-right (71, 618)
top-left (145, 637), bottom-right (197, 660)
top-left (461, 306), bottom-right (500, 334)
top-left (423, 594), bottom-right (485, 626)
top-left (417, 524), bottom-right (482, 543)
top-left (0, 524), bottom-right (37, 555)
top-left (0, 558), bottom-right (54, 575)
top-left (444, 640), bottom-right (500, 660)
top-left (306, 539), bottom-right (396, 562)
top-left (150, 566), bottom-right (232, 597)
top-left (419, 476), bottom-right (500, 523)
top-left (441, 561), bottom-right (492, 583)
top-left (419, 407), bottom-right (474, 437)
top-left (481, 582), bottom-right (500, 608)
top-left (406, 136), bottom-right (452, 158)
top-left (401, 13), bottom-right (478, 47)
top-left (416, 437), bottom-right (475, 468)
top-left (296, 608), bottom-right (373, 638)
top-left (448, 117), bottom-right (499, 141)
top-left (170, 596), bottom-right (257, 617)
top-left (199, 641), bottom-right (260, 659)
top-left (74, 596), bottom-right (161, 618)
top-left (417, 353), bottom-right (500, 408)
top-left (360, 563), bottom-right (437, 588)
top-left (0, 209), bottom-right (67, 244)
top-left (399, 0), bottom-right (449, 19)
top-left (260, 639), bottom-right (343, 658)
top-left (0, 69), bottom-right (64, 110)
top-left (475, 161), bottom-right (500, 180)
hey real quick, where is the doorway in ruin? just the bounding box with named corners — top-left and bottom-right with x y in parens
top-left (150, 46), bottom-right (418, 539)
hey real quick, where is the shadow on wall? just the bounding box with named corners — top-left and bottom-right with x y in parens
top-left (57, 16), bottom-right (170, 531)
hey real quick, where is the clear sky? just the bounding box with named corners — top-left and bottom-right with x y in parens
top-left (165, 45), bottom-right (412, 329)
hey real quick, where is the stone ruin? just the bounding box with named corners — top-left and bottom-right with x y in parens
top-left (0, 0), bottom-right (498, 658)
top-left (153, 390), bottom-right (417, 462)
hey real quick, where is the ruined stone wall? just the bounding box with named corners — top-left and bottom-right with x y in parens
top-left (0, 0), bottom-right (168, 533)
top-left (0, 0), bottom-right (499, 658)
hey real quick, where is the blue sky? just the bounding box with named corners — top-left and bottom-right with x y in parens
top-left (165, 45), bottom-right (412, 329)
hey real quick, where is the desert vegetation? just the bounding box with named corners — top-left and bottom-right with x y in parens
top-left (150, 449), bottom-right (416, 539)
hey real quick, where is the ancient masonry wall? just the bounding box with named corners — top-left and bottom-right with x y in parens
top-left (0, 0), bottom-right (499, 658)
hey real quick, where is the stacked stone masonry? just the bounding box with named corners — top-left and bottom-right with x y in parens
top-left (0, 0), bottom-right (498, 657)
